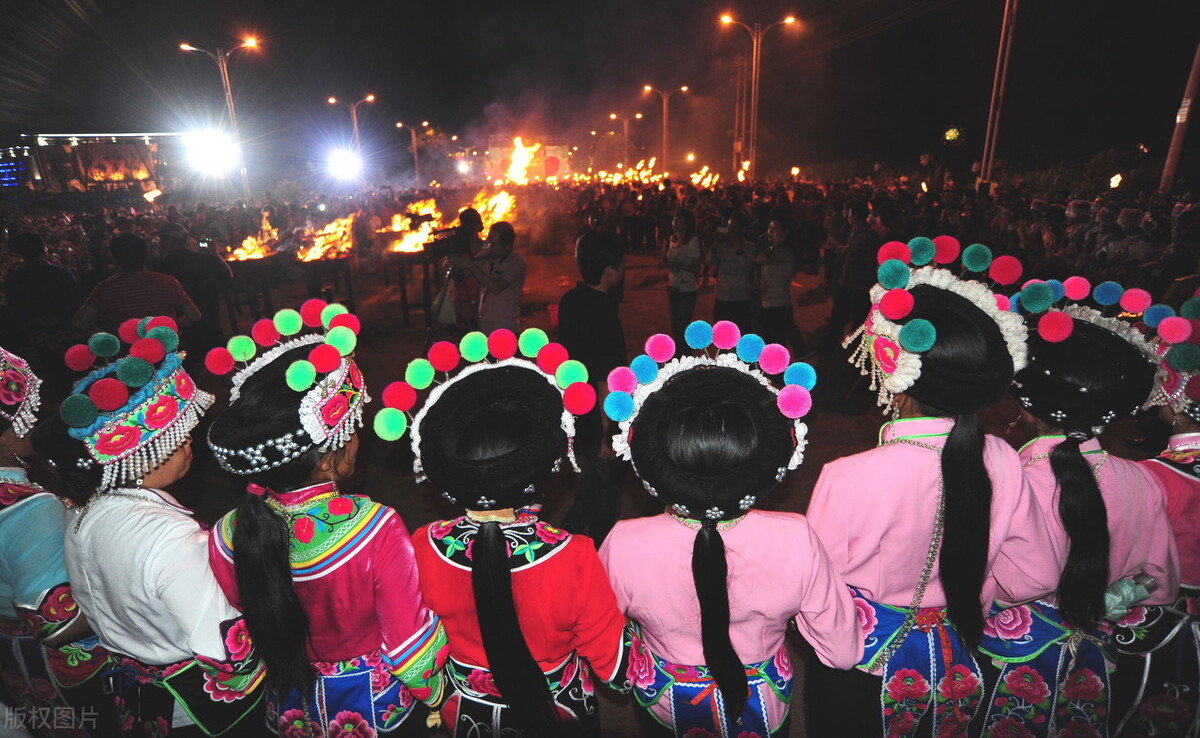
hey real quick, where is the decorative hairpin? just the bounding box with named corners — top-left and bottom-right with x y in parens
top-left (0, 348), bottom-right (42, 438)
top-left (1135, 292), bottom-right (1200, 416)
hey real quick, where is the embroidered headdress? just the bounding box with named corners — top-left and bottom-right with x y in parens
top-left (602, 320), bottom-right (813, 522)
top-left (373, 328), bottom-right (594, 510)
top-left (60, 317), bottom-right (213, 489)
top-left (0, 347), bottom-right (41, 437)
top-left (204, 299), bottom-right (367, 475)
top-left (1144, 291), bottom-right (1200, 423)
top-left (845, 236), bottom-right (1028, 414)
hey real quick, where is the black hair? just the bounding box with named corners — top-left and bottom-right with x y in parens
top-left (109, 233), bottom-right (149, 270)
top-left (11, 233), bottom-right (45, 260)
top-left (674, 209), bottom-right (697, 242)
top-left (459, 207), bottom-right (483, 232)
top-left (30, 415), bottom-right (102, 505)
top-left (488, 221), bottom-right (516, 248)
top-left (1050, 436), bottom-right (1109, 629)
top-left (575, 230), bottom-right (624, 286)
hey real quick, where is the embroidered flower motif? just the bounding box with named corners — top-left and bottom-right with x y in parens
top-left (1054, 720), bottom-right (1102, 738)
top-left (35, 583), bottom-right (77, 624)
top-left (93, 424), bottom-right (142, 457)
top-left (937, 664), bottom-right (979, 701)
top-left (668, 663), bottom-right (703, 680)
top-left (202, 670), bottom-right (246, 702)
top-left (321, 393), bottom-right (350, 428)
top-left (983, 605), bottom-right (1033, 640)
top-left (855, 597), bottom-right (878, 638)
top-left (293, 516), bottom-right (316, 544)
top-left (327, 710), bottom-right (376, 737)
top-left (885, 668), bottom-right (930, 702)
top-left (465, 668), bottom-right (501, 697)
top-left (914, 608), bottom-right (945, 632)
top-left (1060, 667), bottom-right (1104, 703)
top-left (429, 519), bottom-right (456, 540)
top-left (381, 702), bottom-right (408, 727)
top-left (327, 496), bottom-right (354, 517)
top-left (534, 522), bottom-right (570, 544)
top-left (314, 659), bottom-right (341, 676)
top-left (1138, 693), bottom-right (1192, 725)
top-left (2, 673), bottom-right (29, 695)
top-left (370, 661), bottom-right (392, 694)
top-left (988, 716), bottom-right (1035, 737)
top-left (223, 618), bottom-right (253, 662)
top-left (684, 729), bottom-right (715, 738)
top-left (873, 336), bottom-right (900, 375)
top-left (775, 648), bottom-right (793, 680)
top-left (149, 715), bottom-right (170, 737)
top-left (0, 370), bottom-right (27, 406)
top-left (0, 483), bottom-right (32, 506)
top-left (279, 708), bottom-right (314, 737)
top-left (887, 711), bottom-right (917, 736)
top-left (31, 677), bottom-right (57, 702)
top-left (1004, 665), bottom-right (1050, 705)
top-left (409, 685), bottom-right (432, 702)
top-left (1115, 606), bottom-right (1147, 627)
top-left (626, 631), bottom-right (655, 690)
top-left (115, 696), bottom-right (136, 731)
top-left (175, 370), bottom-right (195, 400)
top-left (143, 395), bottom-right (179, 430)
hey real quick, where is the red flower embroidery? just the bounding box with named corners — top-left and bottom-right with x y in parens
top-left (0, 370), bottom-right (27, 405)
top-left (321, 393), bottom-right (350, 428)
top-left (855, 597), bottom-right (878, 637)
top-left (988, 716), bottom-right (1035, 736)
top-left (983, 605), bottom-right (1033, 640)
top-left (429, 519), bottom-right (455, 539)
top-left (223, 618), bottom-right (253, 661)
top-left (410, 685), bottom-right (432, 702)
top-left (279, 709), bottom-right (312, 737)
top-left (327, 496), bottom-right (354, 517)
top-left (2, 673), bottom-right (29, 695)
top-left (1004, 665), bottom-right (1050, 704)
top-left (885, 668), bottom-right (930, 702)
top-left (202, 670), bottom-right (246, 703)
top-left (626, 631), bottom-right (655, 690)
top-left (294, 516), bottom-right (315, 544)
top-left (1054, 720), bottom-right (1102, 737)
top-left (887, 711), bottom-right (917, 736)
top-left (873, 336), bottom-right (900, 375)
top-left (1060, 667), bottom-right (1104, 703)
top-left (175, 371), bottom-right (195, 400)
top-left (465, 668), bottom-right (501, 697)
top-left (915, 609), bottom-right (945, 632)
top-left (1139, 693), bottom-right (1192, 725)
top-left (327, 710), bottom-right (376, 737)
top-left (1115, 606), bottom-right (1147, 627)
top-left (39, 584), bottom-right (78, 623)
top-left (31, 677), bottom-right (57, 702)
top-left (534, 522), bottom-right (569, 544)
top-left (93, 424), bottom-right (142, 457)
top-left (0, 483), bottom-right (33, 506)
top-left (937, 663), bottom-right (979, 700)
top-left (143, 395), bottom-right (179, 430)
top-left (775, 647), bottom-right (793, 680)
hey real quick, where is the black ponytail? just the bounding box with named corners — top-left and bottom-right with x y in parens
top-left (937, 412), bottom-right (992, 650)
top-left (691, 525), bottom-right (748, 721)
top-left (1050, 435), bottom-right (1109, 629)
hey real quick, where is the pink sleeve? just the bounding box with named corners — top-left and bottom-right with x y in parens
top-left (988, 471), bottom-right (1063, 605)
top-left (372, 511), bottom-right (436, 658)
top-left (207, 515), bottom-right (242, 610)
top-left (597, 524), bottom-right (633, 613)
top-left (792, 522), bottom-right (864, 670)
top-left (804, 463), bottom-right (850, 572)
top-left (1138, 474), bottom-right (1181, 605)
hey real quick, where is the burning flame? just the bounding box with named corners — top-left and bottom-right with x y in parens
top-left (297, 215), bottom-right (356, 262)
top-left (506, 137), bottom-right (540, 185)
top-left (384, 199), bottom-right (444, 253)
top-left (689, 166), bottom-right (719, 189)
top-left (469, 189), bottom-right (517, 229)
top-left (225, 213), bottom-right (281, 261)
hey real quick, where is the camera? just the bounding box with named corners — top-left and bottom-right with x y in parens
top-left (421, 227), bottom-right (472, 261)
top-left (198, 238), bottom-right (212, 251)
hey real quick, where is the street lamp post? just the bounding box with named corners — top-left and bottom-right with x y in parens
top-left (395, 120), bottom-right (431, 184)
top-left (642, 85), bottom-right (688, 171)
top-left (720, 14), bottom-right (796, 178)
top-left (608, 112), bottom-right (643, 168)
top-left (327, 94), bottom-right (375, 152)
top-left (179, 37), bottom-right (258, 200)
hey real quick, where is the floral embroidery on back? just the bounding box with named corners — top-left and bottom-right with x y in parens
top-left (428, 514), bottom-right (572, 570)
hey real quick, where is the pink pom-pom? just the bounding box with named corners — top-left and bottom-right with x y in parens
top-left (607, 367), bottom-right (637, 394)
top-left (89, 378), bottom-right (129, 412)
top-left (382, 382), bottom-right (417, 412)
top-left (251, 319), bottom-right (280, 346)
top-left (645, 334), bottom-right (676, 363)
top-left (308, 343), bottom-right (341, 373)
top-left (877, 241), bottom-right (911, 265)
top-left (1119, 288), bottom-right (1152, 314)
top-left (118, 319), bottom-right (142, 345)
top-left (995, 294), bottom-right (1012, 311)
top-left (712, 320), bottom-right (741, 349)
top-left (487, 329), bottom-right (518, 359)
top-left (1037, 311), bottom-right (1075, 343)
top-left (758, 344), bottom-right (790, 375)
top-left (879, 289), bottom-right (915, 321)
top-left (1157, 316), bottom-right (1193, 345)
top-left (777, 385), bottom-right (812, 419)
top-left (1063, 276), bottom-right (1091, 301)
top-left (300, 298), bottom-right (328, 327)
top-left (205, 348), bottom-right (235, 375)
top-left (145, 316), bottom-right (178, 333)
top-left (428, 341), bottom-right (461, 372)
top-left (932, 235), bottom-right (961, 264)
top-left (328, 313), bottom-right (361, 335)
top-left (65, 345), bottom-right (96, 372)
top-left (988, 255), bottom-right (1023, 286)
top-left (1186, 376), bottom-right (1200, 403)
top-left (129, 337), bottom-right (166, 364)
top-left (536, 343), bottom-right (569, 374)
top-left (563, 382), bottom-right (597, 415)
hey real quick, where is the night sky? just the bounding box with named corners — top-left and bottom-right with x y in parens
top-left (1, 0), bottom-right (1197, 179)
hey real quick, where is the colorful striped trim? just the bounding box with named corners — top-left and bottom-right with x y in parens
top-left (291, 502), bottom-right (390, 580)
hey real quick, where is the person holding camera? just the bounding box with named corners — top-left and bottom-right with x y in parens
top-left (154, 221), bottom-right (233, 357)
top-left (449, 221), bottom-right (525, 334)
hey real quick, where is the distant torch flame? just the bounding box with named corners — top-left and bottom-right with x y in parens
top-left (506, 137), bottom-right (540, 185)
top-left (296, 215), bottom-right (356, 262)
top-left (1110, 173), bottom-right (1122, 189)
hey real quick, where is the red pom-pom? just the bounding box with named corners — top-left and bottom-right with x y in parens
top-left (932, 235), bottom-right (961, 264)
top-left (1157, 316), bottom-right (1193, 345)
top-left (1037, 311), bottom-right (1074, 343)
top-left (487, 329), bottom-right (518, 359)
top-left (1063, 276), bottom-right (1091, 301)
top-left (118, 319), bottom-right (142, 345)
top-left (879, 289), bottom-right (915, 321)
top-left (988, 255), bottom-right (1023, 286)
top-left (428, 341), bottom-right (461, 372)
top-left (88, 378), bottom-right (129, 411)
top-left (536, 342), bottom-right (569, 374)
top-left (712, 320), bottom-right (741, 349)
top-left (300, 298), bottom-right (328, 328)
top-left (145, 316), bottom-right (178, 333)
top-left (1185, 376), bottom-right (1200, 403)
top-left (1119, 288), bottom-right (1152, 314)
top-left (382, 382), bottom-right (417, 412)
top-left (251, 319), bottom-right (281, 346)
top-left (308, 343), bottom-right (342, 373)
top-left (205, 348), bottom-right (235, 375)
top-left (563, 382), bottom-right (597, 415)
top-left (129, 337), bottom-right (166, 364)
top-left (645, 334), bottom-right (676, 362)
top-left (777, 385), bottom-right (812, 419)
top-left (877, 241), bottom-right (911, 265)
top-left (995, 294), bottom-right (1012, 311)
top-left (65, 345), bottom-right (96, 372)
top-left (328, 313), bottom-right (361, 335)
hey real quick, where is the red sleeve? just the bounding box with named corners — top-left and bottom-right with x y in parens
top-left (568, 538), bottom-right (626, 683)
top-left (207, 513), bottom-right (242, 610)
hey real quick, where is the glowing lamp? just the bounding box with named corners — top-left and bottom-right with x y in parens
top-left (326, 149), bottom-right (362, 180)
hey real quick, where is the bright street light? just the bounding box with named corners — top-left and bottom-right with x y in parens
top-left (720, 13), bottom-right (798, 177)
top-left (179, 37), bottom-right (260, 198)
top-left (327, 148), bottom-right (362, 180)
top-left (183, 131), bottom-right (239, 174)
top-left (642, 84), bottom-right (689, 169)
top-left (327, 94), bottom-right (376, 151)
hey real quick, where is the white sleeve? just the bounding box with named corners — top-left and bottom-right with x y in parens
top-left (151, 518), bottom-right (241, 660)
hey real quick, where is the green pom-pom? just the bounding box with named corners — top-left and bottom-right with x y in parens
top-left (460, 332), bottom-right (488, 362)
top-left (1166, 343), bottom-right (1200, 373)
top-left (877, 259), bottom-right (910, 290)
top-left (326, 326), bottom-right (357, 356)
top-left (88, 332), bottom-right (120, 358)
top-left (116, 357), bottom-right (154, 387)
top-left (274, 309), bottom-right (303, 336)
top-left (899, 319), bottom-right (937, 353)
top-left (405, 358), bottom-right (435, 390)
top-left (227, 335), bottom-right (257, 362)
top-left (961, 243), bottom-right (993, 272)
top-left (518, 328), bottom-right (549, 358)
top-left (373, 408), bottom-right (408, 441)
top-left (60, 394), bottom-right (98, 428)
top-left (146, 326), bottom-right (179, 352)
top-left (908, 237), bottom-right (936, 266)
top-left (321, 303), bottom-right (349, 328)
top-left (554, 359), bottom-right (588, 389)
top-left (137, 317), bottom-right (153, 337)
top-left (1019, 282), bottom-right (1054, 314)
top-left (1182, 297), bottom-right (1200, 321)
top-left (285, 360), bottom-right (317, 391)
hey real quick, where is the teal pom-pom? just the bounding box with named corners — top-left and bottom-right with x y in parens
top-left (1144, 304), bottom-right (1175, 328)
top-left (684, 321), bottom-right (713, 350)
top-left (60, 394), bottom-right (99, 428)
top-left (603, 391), bottom-right (635, 422)
top-left (146, 326), bottom-right (179, 352)
top-left (907, 237), bottom-right (936, 266)
top-left (877, 259), bottom-right (910, 290)
top-left (115, 357), bottom-right (154, 387)
top-left (1093, 281), bottom-right (1124, 306)
top-left (961, 244), bottom-right (993, 272)
top-left (137, 317), bottom-right (153, 337)
top-left (1019, 282), bottom-right (1055, 314)
top-left (1167, 343), bottom-right (1200, 373)
top-left (285, 360), bottom-right (317, 391)
top-left (88, 332), bottom-right (120, 358)
top-left (1181, 297), bottom-right (1200, 320)
top-left (899, 319), bottom-right (937, 353)
top-left (784, 362), bottom-right (817, 390)
top-left (630, 355), bottom-right (658, 384)
top-left (736, 334), bottom-right (766, 363)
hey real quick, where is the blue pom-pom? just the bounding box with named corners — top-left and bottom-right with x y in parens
top-left (1046, 279), bottom-right (1065, 303)
top-left (877, 259), bottom-right (910, 290)
top-left (961, 243), bottom-right (993, 272)
top-left (1009, 293), bottom-right (1022, 313)
top-left (784, 362), bottom-right (817, 390)
top-left (630, 355), bottom-right (659, 384)
top-left (1144, 304), bottom-right (1176, 328)
top-left (1020, 282), bottom-right (1054, 314)
top-left (684, 321), bottom-right (714, 350)
top-left (907, 237), bottom-right (936, 266)
top-left (736, 334), bottom-right (766, 363)
top-left (1093, 281), bottom-right (1124, 306)
top-left (603, 391), bottom-right (635, 422)
top-left (898, 319), bottom-right (937, 353)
